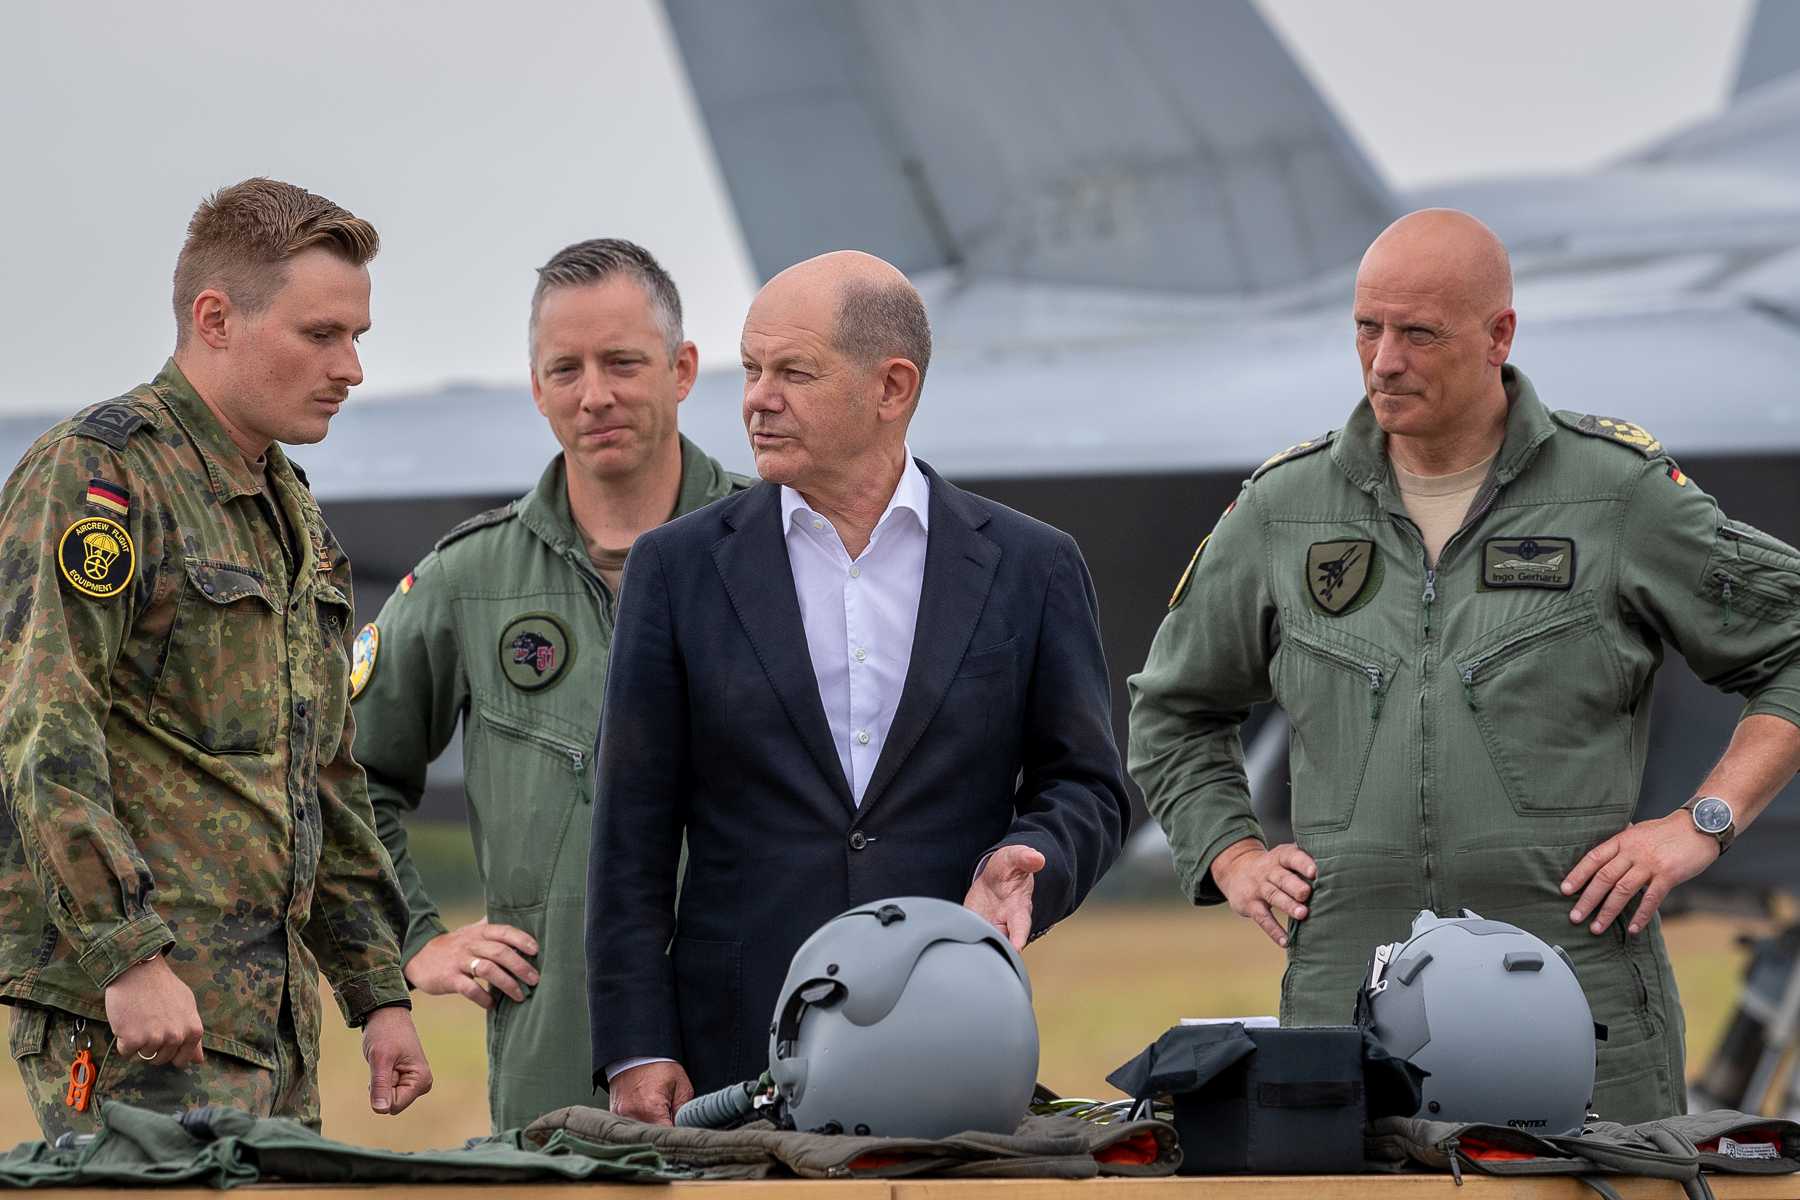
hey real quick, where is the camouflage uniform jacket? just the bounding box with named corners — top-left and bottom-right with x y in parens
top-left (0, 360), bottom-right (410, 1071)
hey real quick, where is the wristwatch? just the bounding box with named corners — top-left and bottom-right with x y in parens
top-left (1680, 796), bottom-right (1736, 854)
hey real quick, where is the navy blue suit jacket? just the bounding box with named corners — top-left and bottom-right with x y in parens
top-left (586, 462), bottom-right (1129, 1092)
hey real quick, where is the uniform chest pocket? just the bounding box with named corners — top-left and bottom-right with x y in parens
top-left (1455, 595), bottom-right (1632, 817)
top-left (466, 703), bottom-right (591, 908)
top-left (1274, 625), bottom-right (1398, 835)
top-left (312, 584), bottom-right (353, 764)
top-left (151, 560), bottom-right (281, 756)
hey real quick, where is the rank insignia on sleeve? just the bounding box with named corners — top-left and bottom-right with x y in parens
top-left (1307, 539), bottom-right (1380, 615)
top-left (349, 623), bottom-right (380, 700)
top-left (85, 478), bottom-right (129, 517)
top-left (57, 516), bottom-right (135, 600)
top-left (499, 612), bottom-right (575, 692)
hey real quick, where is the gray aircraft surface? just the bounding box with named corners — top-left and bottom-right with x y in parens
top-left (1, 0), bottom-right (1795, 1107)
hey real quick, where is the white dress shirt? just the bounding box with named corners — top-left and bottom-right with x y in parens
top-left (606, 452), bottom-right (930, 1084)
top-left (779, 451), bottom-right (930, 804)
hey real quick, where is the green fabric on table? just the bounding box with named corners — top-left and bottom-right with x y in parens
top-left (0, 1100), bottom-right (676, 1188)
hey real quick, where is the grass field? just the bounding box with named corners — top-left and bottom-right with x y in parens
top-left (0, 904), bottom-right (1757, 1151)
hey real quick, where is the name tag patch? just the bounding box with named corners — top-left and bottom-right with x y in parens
top-left (1482, 537), bottom-right (1575, 591)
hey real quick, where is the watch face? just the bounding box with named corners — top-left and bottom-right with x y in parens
top-left (1693, 797), bottom-right (1733, 835)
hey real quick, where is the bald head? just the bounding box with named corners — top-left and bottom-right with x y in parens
top-left (1358, 209), bottom-right (1512, 318)
top-left (756, 251), bottom-right (932, 390)
top-left (1351, 210), bottom-right (1518, 449)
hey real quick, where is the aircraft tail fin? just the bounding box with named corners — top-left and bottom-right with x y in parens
top-left (1735, 0), bottom-right (1800, 98)
top-left (661, 0), bottom-right (1396, 294)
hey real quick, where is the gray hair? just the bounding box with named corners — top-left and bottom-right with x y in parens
top-left (528, 238), bottom-right (684, 363)
top-left (834, 280), bottom-right (932, 398)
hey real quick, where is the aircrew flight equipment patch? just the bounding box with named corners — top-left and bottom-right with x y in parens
top-left (499, 612), bottom-right (575, 692)
top-left (349, 623), bottom-right (380, 700)
top-left (1307, 540), bottom-right (1380, 615)
top-left (1481, 537), bottom-right (1575, 590)
top-left (57, 516), bottom-right (135, 599)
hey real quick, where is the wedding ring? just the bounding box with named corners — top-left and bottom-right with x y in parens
top-left (468, 957), bottom-right (483, 977)
top-left (136, 1050), bottom-right (158, 1061)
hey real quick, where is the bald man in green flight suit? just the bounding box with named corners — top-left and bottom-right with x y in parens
top-left (1129, 209), bottom-right (1800, 1123)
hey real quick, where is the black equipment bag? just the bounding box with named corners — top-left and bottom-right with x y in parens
top-left (1108, 1023), bottom-right (1424, 1175)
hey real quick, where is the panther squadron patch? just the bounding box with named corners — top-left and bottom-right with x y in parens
top-left (1306, 540), bottom-right (1380, 616)
top-left (499, 612), bottom-right (575, 691)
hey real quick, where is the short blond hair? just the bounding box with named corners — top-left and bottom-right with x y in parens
top-left (172, 177), bottom-right (379, 346)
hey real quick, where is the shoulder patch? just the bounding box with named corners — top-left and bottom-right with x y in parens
top-left (1552, 411), bottom-right (1663, 457)
top-left (74, 400), bottom-right (151, 451)
top-left (1251, 432), bottom-right (1335, 481)
top-left (434, 503), bottom-right (515, 551)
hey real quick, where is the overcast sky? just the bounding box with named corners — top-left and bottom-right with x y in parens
top-left (0, 0), bottom-right (1753, 416)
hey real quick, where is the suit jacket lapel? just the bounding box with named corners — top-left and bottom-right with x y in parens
top-left (859, 467), bottom-right (1000, 815)
top-left (711, 484), bottom-right (856, 815)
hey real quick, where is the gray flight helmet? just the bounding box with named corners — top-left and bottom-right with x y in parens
top-left (1360, 910), bottom-right (1596, 1135)
top-left (768, 896), bottom-right (1039, 1138)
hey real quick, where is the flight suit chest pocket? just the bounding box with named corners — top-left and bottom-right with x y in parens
top-left (151, 559), bottom-right (281, 755)
top-left (466, 702), bottom-right (590, 908)
top-left (313, 584), bottom-right (353, 764)
top-left (1455, 595), bottom-right (1632, 816)
top-left (1274, 625), bottom-right (1398, 834)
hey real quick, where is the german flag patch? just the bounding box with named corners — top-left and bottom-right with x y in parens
top-left (1667, 465), bottom-right (1689, 487)
top-left (86, 478), bottom-right (129, 516)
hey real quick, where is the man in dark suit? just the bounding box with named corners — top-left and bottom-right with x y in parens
top-left (587, 251), bottom-right (1130, 1123)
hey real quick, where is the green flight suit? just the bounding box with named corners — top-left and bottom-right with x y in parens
top-left (1129, 366), bottom-right (1800, 1124)
top-left (352, 439), bottom-right (747, 1132)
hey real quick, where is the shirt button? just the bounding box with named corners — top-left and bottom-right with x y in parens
top-left (812, 518), bottom-right (824, 530)
top-left (848, 830), bottom-right (867, 851)
top-left (853, 647), bottom-right (867, 662)
top-left (856, 730), bottom-right (870, 745)
top-left (849, 565), bottom-right (861, 579)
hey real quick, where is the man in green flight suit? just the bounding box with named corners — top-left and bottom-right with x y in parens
top-left (1129, 209), bottom-right (1800, 1124)
top-left (0, 178), bottom-right (430, 1138)
top-left (352, 239), bottom-right (748, 1131)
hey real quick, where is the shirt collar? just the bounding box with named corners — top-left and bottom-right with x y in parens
top-left (151, 358), bottom-right (265, 501)
top-left (781, 447), bottom-right (930, 536)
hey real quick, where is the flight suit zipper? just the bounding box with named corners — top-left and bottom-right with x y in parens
top-left (1457, 609), bottom-right (1593, 705)
top-left (481, 707), bottom-right (590, 778)
top-left (1387, 513), bottom-right (1438, 910)
top-left (1291, 636), bottom-right (1390, 720)
top-left (1388, 476), bottom-right (1500, 915)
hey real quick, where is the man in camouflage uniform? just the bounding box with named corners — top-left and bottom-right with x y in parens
top-left (354, 239), bottom-right (747, 1130)
top-left (1130, 210), bottom-right (1800, 1122)
top-left (0, 178), bottom-right (430, 1139)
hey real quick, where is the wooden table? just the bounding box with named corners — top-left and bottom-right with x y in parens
top-left (27, 1175), bottom-right (1800, 1197)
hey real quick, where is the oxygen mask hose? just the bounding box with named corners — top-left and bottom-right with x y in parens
top-left (674, 1071), bottom-right (777, 1129)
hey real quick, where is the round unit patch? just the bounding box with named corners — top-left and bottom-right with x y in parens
top-left (57, 516), bottom-right (135, 599)
top-left (499, 612), bottom-right (575, 692)
top-left (349, 623), bottom-right (380, 700)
